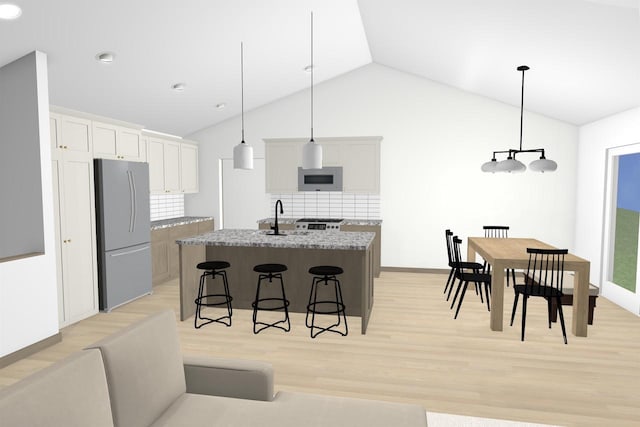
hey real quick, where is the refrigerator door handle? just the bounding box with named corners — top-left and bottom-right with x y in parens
top-left (131, 170), bottom-right (137, 232)
top-left (127, 170), bottom-right (135, 233)
top-left (109, 245), bottom-right (150, 257)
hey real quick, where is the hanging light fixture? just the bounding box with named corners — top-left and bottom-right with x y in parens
top-left (302, 11), bottom-right (322, 169)
top-left (233, 42), bottom-right (254, 170)
top-left (481, 65), bottom-right (557, 173)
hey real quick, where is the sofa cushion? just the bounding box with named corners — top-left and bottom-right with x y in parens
top-left (87, 310), bottom-right (186, 427)
top-left (0, 349), bottom-right (113, 427)
top-left (150, 391), bottom-right (427, 427)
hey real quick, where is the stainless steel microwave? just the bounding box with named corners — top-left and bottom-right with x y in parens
top-left (298, 166), bottom-right (343, 191)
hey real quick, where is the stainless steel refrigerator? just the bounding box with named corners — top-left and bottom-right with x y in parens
top-left (94, 159), bottom-right (152, 311)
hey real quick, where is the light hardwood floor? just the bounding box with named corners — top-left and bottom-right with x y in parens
top-left (1, 272), bottom-right (639, 426)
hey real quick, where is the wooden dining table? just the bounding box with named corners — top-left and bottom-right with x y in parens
top-left (467, 237), bottom-right (591, 337)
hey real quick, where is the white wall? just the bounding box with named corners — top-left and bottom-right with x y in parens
top-left (575, 107), bottom-right (640, 285)
top-left (187, 63), bottom-right (578, 268)
top-left (0, 52), bottom-right (59, 357)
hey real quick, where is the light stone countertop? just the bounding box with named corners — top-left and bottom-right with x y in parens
top-left (177, 229), bottom-right (375, 251)
top-left (257, 218), bottom-right (382, 226)
top-left (151, 216), bottom-right (214, 230)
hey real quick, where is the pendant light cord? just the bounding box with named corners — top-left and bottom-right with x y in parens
top-left (519, 67), bottom-right (525, 152)
top-left (310, 11), bottom-right (314, 142)
top-left (241, 42), bottom-right (245, 143)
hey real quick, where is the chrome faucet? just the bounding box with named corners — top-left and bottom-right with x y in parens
top-left (272, 199), bottom-right (284, 235)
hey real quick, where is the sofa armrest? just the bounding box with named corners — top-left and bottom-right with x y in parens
top-left (183, 355), bottom-right (274, 401)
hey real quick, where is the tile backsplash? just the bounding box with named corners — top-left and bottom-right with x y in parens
top-left (150, 194), bottom-right (185, 221)
top-left (268, 192), bottom-right (380, 219)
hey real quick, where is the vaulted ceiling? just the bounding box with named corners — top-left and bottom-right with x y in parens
top-left (1, 0), bottom-right (638, 136)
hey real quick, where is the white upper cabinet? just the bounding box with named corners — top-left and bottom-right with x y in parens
top-left (180, 143), bottom-right (199, 193)
top-left (148, 139), bottom-right (165, 193)
top-left (163, 141), bottom-right (181, 193)
top-left (147, 137), bottom-right (199, 195)
top-left (265, 141), bottom-right (301, 193)
top-left (92, 121), bottom-right (144, 161)
top-left (339, 140), bottom-right (380, 193)
top-left (264, 137), bottom-right (381, 194)
top-left (51, 115), bottom-right (92, 154)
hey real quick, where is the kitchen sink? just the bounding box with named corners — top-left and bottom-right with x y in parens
top-left (254, 230), bottom-right (309, 236)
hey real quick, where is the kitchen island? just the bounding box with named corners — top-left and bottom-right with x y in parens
top-left (177, 229), bottom-right (375, 334)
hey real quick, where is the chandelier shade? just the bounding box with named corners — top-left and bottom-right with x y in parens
top-left (529, 157), bottom-right (558, 172)
top-left (496, 157), bottom-right (526, 173)
top-left (481, 159), bottom-right (499, 173)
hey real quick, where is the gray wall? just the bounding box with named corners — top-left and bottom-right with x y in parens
top-left (0, 52), bottom-right (44, 260)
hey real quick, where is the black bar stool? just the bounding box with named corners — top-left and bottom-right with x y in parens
top-left (306, 265), bottom-right (348, 338)
top-left (251, 263), bottom-right (290, 334)
top-left (194, 261), bottom-right (232, 329)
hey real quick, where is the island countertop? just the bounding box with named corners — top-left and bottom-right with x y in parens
top-left (257, 218), bottom-right (382, 226)
top-left (177, 229), bottom-right (374, 251)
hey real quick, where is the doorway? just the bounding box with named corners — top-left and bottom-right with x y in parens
top-left (601, 143), bottom-right (640, 315)
top-left (219, 158), bottom-right (268, 229)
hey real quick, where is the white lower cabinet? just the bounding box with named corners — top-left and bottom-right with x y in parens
top-left (50, 113), bottom-right (99, 327)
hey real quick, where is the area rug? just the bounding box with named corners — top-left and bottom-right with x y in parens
top-left (426, 411), bottom-right (561, 427)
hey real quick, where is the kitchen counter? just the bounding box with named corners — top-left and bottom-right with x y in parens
top-left (177, 229), bottom-right (374, 251)
top-left (177, 228), bottom-right (375, 334)
top-left (257, 218), bottom-right (382, 226)
top-left (151, 216), bottom-right (214, 230)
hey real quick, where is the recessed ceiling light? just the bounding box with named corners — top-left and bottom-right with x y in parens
top-left (95, 52), bottom-right (115, 64)
top-left (171, 83), bottom-right (186, 92)
top-left (0, 3), bottom-right (22, 20)
top-left (216, 103), bottom-right (226, 110)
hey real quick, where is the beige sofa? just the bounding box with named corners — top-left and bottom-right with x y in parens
top-left (0, 310), bottom-right (427, 426)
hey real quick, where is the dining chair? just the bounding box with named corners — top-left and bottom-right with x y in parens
top-left (444, 230), bottom-right (484, 302)
top-left (510, 248), bottom-right (569, 344)
top-left (482, 225), bottom-right (517, 287)
top-left (451, 236), bottom-right (492, 319)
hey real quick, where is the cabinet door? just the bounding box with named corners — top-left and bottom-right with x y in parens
top-left (139, 136), bottom-right (148, 163)
top-left (163, 141), bottom-right (181, 193)
top-left (50, 114), bottom-right (62, 151)
top-left (180, 143), bottom-right (198, 193)
top-left (265, 142), bottom-right (300, 192)
top-left (60, 158), bottom-right (98, 324)
top-left (342, 142), bottom-right (380, 193)
top-left (61, 116), bottom-right (92, 154)
top-left (197, 219), bottom-right (214, 234)
top-left (148, 139), bottom-right (165, 193)
top-left (118, 128), bottom-right (143, 161)
top-left (92, 122), bottom-right (118, 159)
top-left (151, 228), bottom-right (170, 285)
top-left (51, 158), bottom-right (65, 324)
top-left (168, 223), bottom-right (199, 279)
top-left (322, 142), bottom-right (341, 167)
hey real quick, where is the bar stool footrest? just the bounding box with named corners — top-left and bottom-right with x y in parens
top-left (307, 301), bottom-right (346, 315)
top-left (252, 297), bottom-right (290, 311)
top-left (195, 294), bottom-right (233, 308)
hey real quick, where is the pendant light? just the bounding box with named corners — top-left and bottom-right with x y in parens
top-left (233, 42), bottom-right (254, 170)
top-left (482, 65), bottom-right (557, 173)
top-left (302, 11), bottom-right (323, 169)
